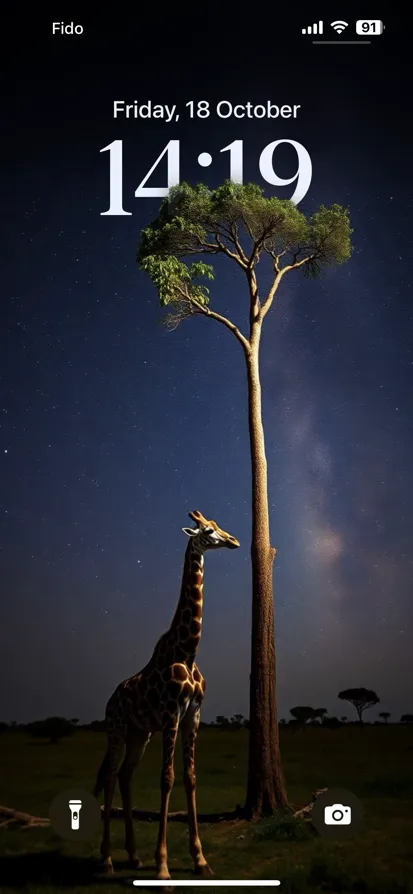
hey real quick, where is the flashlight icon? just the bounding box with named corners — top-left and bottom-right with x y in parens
top-left (68, 799), bottom-right (82, 830)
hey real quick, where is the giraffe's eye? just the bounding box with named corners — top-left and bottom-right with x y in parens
top-left (209, 530), bottom-right (222, 542)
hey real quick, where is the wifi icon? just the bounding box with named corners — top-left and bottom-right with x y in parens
top-left (331, 20), bottom-right (348, 34)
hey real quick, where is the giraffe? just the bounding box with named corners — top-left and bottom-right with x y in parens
top-left (92, 509), bottom-right (240, 879)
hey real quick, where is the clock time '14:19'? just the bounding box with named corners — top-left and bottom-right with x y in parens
top-left (100, 139), bottom-right (312, 215)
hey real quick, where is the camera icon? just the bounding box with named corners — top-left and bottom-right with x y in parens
top-left (312, 789), bottom-right (362, 839)
top-left (324, 803), bottom-right (352, 825)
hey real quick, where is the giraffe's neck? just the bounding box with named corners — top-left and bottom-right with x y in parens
top-left (167, 540), bottom-right (204, 666)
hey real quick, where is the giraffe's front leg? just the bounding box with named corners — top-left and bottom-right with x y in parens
top-left (155, 722), bottom-right (179, 880)
top-left (181, 707), bottom-right (213, 877)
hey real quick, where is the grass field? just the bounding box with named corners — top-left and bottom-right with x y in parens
top-left (0, 726), bottom-right (412, 893)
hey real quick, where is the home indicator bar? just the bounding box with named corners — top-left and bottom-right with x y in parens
top-left (132, 882), bottom-right (281, 887)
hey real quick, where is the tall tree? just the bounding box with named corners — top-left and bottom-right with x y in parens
top-left (138, 181), bottom-right (352, 819)
top-left (338, 688), bottom-right (379, 724)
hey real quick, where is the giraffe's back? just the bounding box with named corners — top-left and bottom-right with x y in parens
top-left (105, 662), bottom-right (205, 736)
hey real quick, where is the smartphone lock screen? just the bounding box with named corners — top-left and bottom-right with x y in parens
top-left (2, 12), bottom-right (412, 893)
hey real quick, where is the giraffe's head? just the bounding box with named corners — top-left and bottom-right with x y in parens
top-left (182, 510), bottom-right (240, 552)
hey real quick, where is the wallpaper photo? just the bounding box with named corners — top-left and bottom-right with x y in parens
top-left (2, 19), bottom-right (412, 891)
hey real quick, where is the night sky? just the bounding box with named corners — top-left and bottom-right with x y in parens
top-left (2, 24), bottom-right (412, 725)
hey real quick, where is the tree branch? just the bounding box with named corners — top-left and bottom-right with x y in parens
top-left (270, 248), bottom-right (288, 272)
top-left (215, 234), bottom-right (248, 269)
top-left (0, 805), bottom-right (50, 829)
top-left (257, 255), bottom-right (315, 323)
top-left (188, 295), bottom-right (250, 353)
top-left (247, 267), bottom-right (260, 327)
top-left (256, 270), bottom-right (284, 323)
top-left (230, 222), bottom-right (249, 265)
top-left (191, 232), bottom-right (248, 271)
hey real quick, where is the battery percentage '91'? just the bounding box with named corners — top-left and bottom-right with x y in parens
top-left (356, 20), bottom-right (384, 34)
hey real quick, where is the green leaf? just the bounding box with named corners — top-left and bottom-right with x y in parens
top-left (138, 254), bottom-right (213, 308)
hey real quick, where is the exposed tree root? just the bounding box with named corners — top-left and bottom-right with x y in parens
top-left (293, 788), bottom-right (328, 820)
top-left (0, 789), bottom-right (327, 830)
top-left (0, 806), bottom-right (50, 830)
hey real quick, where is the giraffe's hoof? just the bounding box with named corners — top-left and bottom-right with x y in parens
top-left (156, 870), bottom-right (172, 881)
top-left (102, 858), bottom-right (114, 875)
top-left (130, 857), bottom-right (143, 869)
top-left (195, 863), bottom-right (214, 877)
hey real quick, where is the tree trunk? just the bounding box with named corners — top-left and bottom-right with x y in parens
top-left (243, 335), bottom-right (288, 820)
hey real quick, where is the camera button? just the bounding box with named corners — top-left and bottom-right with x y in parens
top-left (312, 788), bottom-right (364, 839)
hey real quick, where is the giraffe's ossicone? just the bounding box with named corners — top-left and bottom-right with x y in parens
top-left (93, 509), bottom-right (239, 880)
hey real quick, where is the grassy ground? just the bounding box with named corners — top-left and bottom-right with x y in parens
top-left (0, 726), bottom-right (412, 893)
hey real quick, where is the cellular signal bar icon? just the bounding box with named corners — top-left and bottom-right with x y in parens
top-left (302, 21), bottom-right (323, 34)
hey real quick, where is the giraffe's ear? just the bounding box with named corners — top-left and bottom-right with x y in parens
top-left (182, 527), bottom-right (198, 537)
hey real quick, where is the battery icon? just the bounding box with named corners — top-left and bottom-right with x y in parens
top-left (356, 20), bottom-right (384, 35)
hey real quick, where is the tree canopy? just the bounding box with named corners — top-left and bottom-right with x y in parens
top-left (137, 181), bottom-right (352, 333)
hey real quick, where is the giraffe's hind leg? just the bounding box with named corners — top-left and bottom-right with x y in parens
top-left (100, 734), bottom-right (124, 874)
top-left (118, 729), bottom-right (151, 867)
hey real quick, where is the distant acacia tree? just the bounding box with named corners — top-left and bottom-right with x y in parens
top-left (290, 706), bottom-right (316, 727)
top-left (27, 717), bottom-right (77, 744)
top-left (215, 715), bottom-right (229, 729)
top-left (338, 688), bottom-right (379, 724)
top-left (232, 714), bottom-right (246, 728)
top-left (89, 719), bottom-right (106, 732)
top-left (378, 712), bottom-right (391, 724)
top-left (138, 181), bottom-right (352, 818)
top-left (340, 716), bottom-right (347, 723)
top-left (400, 714), bottom-right (413, 724)
top-left (313, 708), bottom-right (327, 723)
top-left (322, 716), bottom-right (341, 730)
